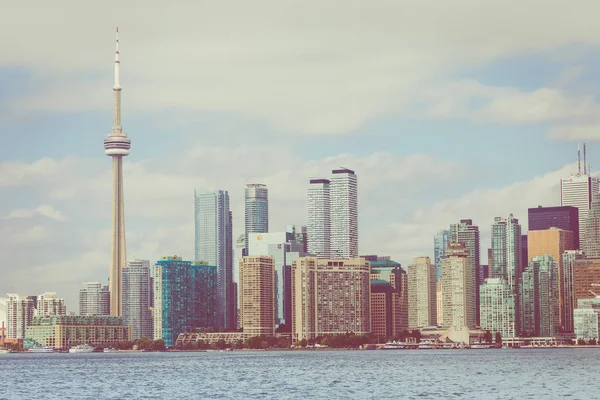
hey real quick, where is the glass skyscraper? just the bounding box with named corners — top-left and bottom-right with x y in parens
top-left (480, 278), bottom-right (516, 338)
top-left (528, 205), bottom-right (579, 249)
top-left (330, 168), bottom-right (358, 259)
top-left (520, 255), bottom-right (559, 337)
top-left (449, 219), bottom-right (480, 324)
top-left (245, 184), bottom-right (269, 253)
top-left (306, 179), bottom-right (331, 258)
top-left (194, 189), bottom-right (235, 330)
top-left (433, 229), bottom-right (449, 282)
top-left (122, 259), bottom-right (153, 340)
top-left (491, 214), bottom-right (522, 290)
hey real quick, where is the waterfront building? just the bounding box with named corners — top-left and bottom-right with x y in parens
top-left (79, 282), bottom-right (110, 316)
top-left (104, 28), bottom-right (131, 317)
top-left (371, 259), bottom-right (408, 335)
top-left (449, 219), bottom-right (480, 324)
top-left (582, 193), bottom-right (600, 257)
top-left (371, 280), bottom-right (395, 339)
top-left (562, 250), bottom-right (586, 333)
top-left (194, 189), bottom-right (235, 330)
top-left (24, 315), bottom-right (130, 349)
top-left (520, 255), bottom-right (560, 337)
top-left (122, 259), bottom-right (153, 340)
top-left (527, 228), bottom-right (575, 331)
top-left (479, 278), bottom-right (516, 338)
top-left (6, 294), bottom-right (35, 339)
top-left (35, 293), bottom-right (66, 317)
top-left (441, 243), bottom-right (476, 329)
top-left (433, 229), bottom-right (450, 282)
top-left (153, 256), bottom-right (217, 346)
top-left (436, 282), bottom-right (443, 326)
top-left (306, 179), bottom-right (331, 259)
top-left (573, 258), bottom-right (600, 307)
top-left (407, 257), bottom-right (437, 329)
top-left (239, 256), bottom-right (275, 337)
top-left (528, 205), bottom-right (580, 249)
top-left (329, 168), bottom-right (358, 259)
top-left (244, 184), bottom-right (269, 253)
top-left (574, 296), bottom-right (600, 341)
top-left (292, 257), bottom-right (370, 341)
top-left (490, 214), bottom-right (522, 291)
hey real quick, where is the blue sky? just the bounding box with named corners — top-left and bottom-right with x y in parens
top-left (1, 0), bottom-right (600, 310)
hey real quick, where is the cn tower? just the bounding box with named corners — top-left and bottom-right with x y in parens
top-left (104, 27), bottom-right (130, 316)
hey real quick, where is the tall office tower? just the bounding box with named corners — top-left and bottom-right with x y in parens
top-left (528, 228), bottom-right (575, 332)
top-left (122, 259), bottom-right (153, 340)
top-left (371, 280), bottom-right (395, 339)
top-left (582, 193), bottom-right (600, 257)
top-left (194, 190), bottom-right (234, 330)
top-left (306, 179), bottom-right (331, 258)
top-left (104, 28), bottom-right (131, 317)
top-left (239, 256), bottom-right (275, 337)
top-left (433, 229), bottom-right (450, 282)
top-left (573, 258), bottom-right (600, 307)
top-left (480, 278), bottom-right (516, 338)
top-left (528, 205), bottom-right (580, 249)
top-left (371, 259), bottom-right (408, 334)
top-left (562, 250), bottom-right (586, 333)
top-left (407, 257), bottom-right (437, 329)
top-left (153, 256), bottom-right (217, 346)
top-left (330, 168), bottom-right (358, 259)
top-left (35, 293), bottom-right (66, 317)
top-left (521, 235), bottom-right (528, 270)
top-left (286, 225), bottom-right (308, 253)
top-left (79, 282), bottom-right (110, 316)
top-left (6, 294), bottom-right (35, 339)
top-left (449, 219), bottom-right (480, 323)
top-left (441, 243), bottom-right (476, 330)
top-left (248, 232), bottom-right (310, 327)
top-left (520, 255), bottom-right (560, 337)
top-left (292, 257), bottom-right (370, 342)
top-left (490, 215), bottom-right (522, 290)
top-left (244, 184), bottom-right (269, 252)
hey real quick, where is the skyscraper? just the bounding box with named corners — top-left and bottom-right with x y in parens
top-left (582, 193), bottom-right (600, 257)
top-left (244, 184), bottom-right (269, 253)
top-left (479, 278), bottom-right (516, 338)
top-left (371, 260), bottom-right (408, 336)
top-left (239, 256), bottom-right (275, 337)
top-left (194, 190), bottom-right (234, 330)
top-left (6, 294), bottom-right (35, 339)
top-left (562, 250), bottom-right (586, 333)
top-left (35, 293), bottom-right (66, 317)
top-left (330, 168), bottom-right (358, 259)
top-left (104, 28), bottom-right (131, 317)
top-left (528, 205), bottom-right (579, 249)
top-left (449, 219), bottom-right (480, 324)
top-left (491, 214), bottom-right (522, 290)
top-left (520, 255), bottom-right (560, 337)
top-left (433, 229), bottom-right (450, 282)
top-left (407, 257), bottom-right (437, 329)
top-left (79, 282), bottom-right (110, 316)
top-left (306, 179), bottom-right (331, 258)
top-left (123, 259), bottom-right (153, 340)
top-left (441, 243), bottom-right (476, 329)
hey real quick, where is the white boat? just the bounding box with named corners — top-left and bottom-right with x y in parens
top-left (0, 349), bottom-right (11, 354)
top-left (382, 341), bottom-right (409, 350)
top-left (103, 347), bottom-right (119, 353)
top-left (69, 344), bottom-right (95, 353)
top-left (470, 341), bottom-right (491, 349)
top-left (418, 340), bottom-right (439, 350)
top-left (27, 346), bottom-right (55, 353)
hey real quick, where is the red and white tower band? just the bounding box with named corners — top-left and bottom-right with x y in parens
top-left (104, 27), bottom-right (130, 316)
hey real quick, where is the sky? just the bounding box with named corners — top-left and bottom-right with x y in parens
top-left (2, 0), bottom-right (600, 311)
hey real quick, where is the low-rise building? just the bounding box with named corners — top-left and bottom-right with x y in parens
top-left (574, 297), bottom-right (600, 341)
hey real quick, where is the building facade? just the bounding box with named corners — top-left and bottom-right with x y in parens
top-left (371, 260), bottom-right (408, 335)
top-left (528, 205), bottom-right (580, 249)
top-left (573, 258), bottom-right (600, 307)
top-left (329, 168), bottom-right (358, 259)
top-left (122, 259), bottom-right (153, 340)
top-left (306, 178), bottom-right (331, 259)
top-left (239, 256), bottom-right (275, 337)
top-left (407, 257), bottom-right (437, 329)
top-left (79, 282), bottom-right (110, 316)
top-left (35, 293), bottom-right (66, 317)
top-left (491, 214), bottom-right (522, 291)
top-left (560, 174), bottom-right (599, 247)
top-left (449, 219), bottom-right (480, 324)
top-left (434, 229), bottom-right (450, 282)
top-left (574, 297), bottom-right (600, 341)
top-left (194, 189), bottom-right (235, 330)
top-left (292, 257), bottom-right (370, 341)
top-left (582, 193), bottom-right (600, 257)
top-left (562, 250), bottom-right (586, 333)
top-left (6, 294), bottom-right (35, 339)
top-left (479, 278), bottom-right (516, 338)
top-left (520, 255), bottom-right (560, 337)
top-left (441, 243), bottom-right (475, 329)
top-left (244, 183), bottom-right (269, 253)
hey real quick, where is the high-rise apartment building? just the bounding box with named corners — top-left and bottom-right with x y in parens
top-left (35, 293), bottom-right (66, 317)
top-left (449, 219), bottom-right (480, 324)
top-left (521, 255), bottom-right (560, 336)
top-left (306, 179), bottom-right (331, 258)
top-left (441, 243), bottom-right (476, 329)
top-left (239, 256), bottom-right (275, 337)
top-left (330, 168), bottom-right (358, 259)
top-left (480, 278), bottom-right (516, 338)
top-left (528, 205), bottom-right (580, 249)
top-left (244, 184), bottom-right (269, 253)
top-left (79, 282), bottom-right (110, 316)
top-left (582, 193), bottom-right (600, 257)
top-left (491, 214), bottom-right (522, 291)
top-left (521, 235), bottom-right (529, 270)
top-left (563, 250), bottom-right (586, 333)
top-left (433, 229), bottom-right (450, 282)
top-left (561, 172), bottom-right (599, 247)
top-left (292, 257), bottom-right (370, 341)
top-left (6, 294), bottom-right (35, 339)
top-left (370, 259), bottom-right (408, 335)
top-left (573, 258), bottom-right (600, 307)
top-left (123, 259), bottom-right (153, 340)
top-left (574, 296), bottom-right (600, 341)
top-left (153, 256), bottom-right (217, 346)
top-left (436, 282), bottom-right (443, 326)
top-left (527, 228), bottom-right (575, 332)
top-left (407, 257), bottom-right (437, 329)
top-left (194, 189), bottom-right (234, 330)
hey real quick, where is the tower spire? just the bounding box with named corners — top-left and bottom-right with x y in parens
top-left (114, 26), bottom-right (120, 89)
top-left (112, 26), bottom-right (122, 134)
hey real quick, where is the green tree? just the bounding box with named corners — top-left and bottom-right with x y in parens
top-left (483, 330), bottom-right (493, 344)
top-left (495, 332), bottom-right (502, 344)
top-left (153, 339), bottom-right (166, 351)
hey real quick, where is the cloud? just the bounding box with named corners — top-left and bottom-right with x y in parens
top-left (3, 204), bottom-right (66, 221)
top-left (547, 124), bottom-right (600, 141)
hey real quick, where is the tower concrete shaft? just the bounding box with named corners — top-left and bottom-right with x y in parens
top-left (104, 27), bottom-right (131, 316)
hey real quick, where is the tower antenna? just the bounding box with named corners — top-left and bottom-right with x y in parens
top-left (584, 143), bottom-right (587, 175)
top-left (578, 143), bottom-right (581, 175)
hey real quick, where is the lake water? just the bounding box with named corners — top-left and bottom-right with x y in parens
top-left (1, 349), bottom-right (599, 399)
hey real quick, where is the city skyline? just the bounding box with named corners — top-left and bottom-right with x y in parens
top-left (3, 2), bottom-right (600, 311)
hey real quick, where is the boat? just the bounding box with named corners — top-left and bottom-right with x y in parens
top-left (27, 346), bottom-right (56, 353)
top-left (418, 340), bottom-right (439, 350)
top-left (69, 344), bottom-right (95, 353)
top-left (381, 341), bottom-right (409, 350)
top-left (470, 341), bottom-right (491, 349)
top-left (103, 347), bottom-right (119, 353)
top-left (0, 349), bottom-right (11, 354)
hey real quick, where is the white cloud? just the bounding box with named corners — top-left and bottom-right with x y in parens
top-left (3, 205), bottom-right (66, 221)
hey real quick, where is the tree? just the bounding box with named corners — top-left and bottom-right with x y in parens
top-left (483, 330), bottom-right (493, 344)
top-left (495, 332), bottom-right (502, 344)
top-left (153, 339), bottom-right (166, 351)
